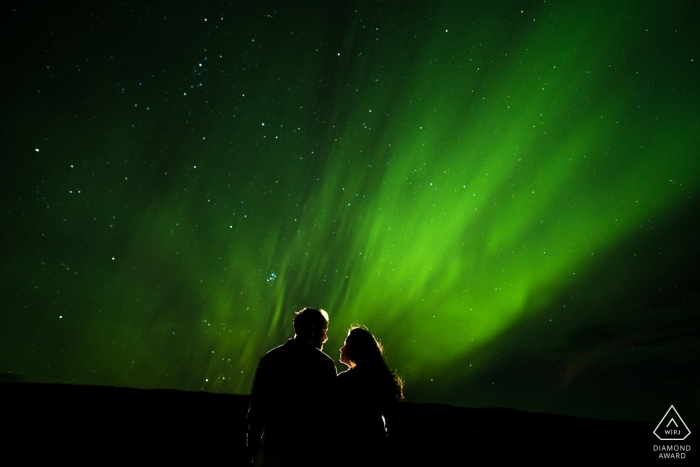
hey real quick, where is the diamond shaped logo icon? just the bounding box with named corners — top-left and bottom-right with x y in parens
top-left (654, 405), bottom-right (691, 441)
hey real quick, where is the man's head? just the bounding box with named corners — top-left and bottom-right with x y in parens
top-left (293, 307), bottom-right (329, 349)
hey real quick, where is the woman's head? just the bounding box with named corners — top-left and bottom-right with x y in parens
top-left (339, 325), bottom-right (404, 401)
top-left (339, 326), bottom-right (383, 368)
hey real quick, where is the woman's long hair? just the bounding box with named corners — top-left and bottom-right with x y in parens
top-left (345, 326), bottom-right (404, 401)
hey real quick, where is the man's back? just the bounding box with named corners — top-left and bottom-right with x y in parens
top-left (248, 338), bottom-right (337, 463)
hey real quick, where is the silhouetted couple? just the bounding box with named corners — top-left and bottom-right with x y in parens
top-left (247, 307), bottom-right (403, 467)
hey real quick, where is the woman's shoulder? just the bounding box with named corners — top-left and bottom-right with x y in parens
top-left (337, 368), bottom-right (359, 396)
top-left (337, 367), bottom-right (371, 385)
top-left (338, 366), bottom-right (384, 387)
top-left (337, 368), bottom-right (356, 380)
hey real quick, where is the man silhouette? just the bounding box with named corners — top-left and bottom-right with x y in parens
top-left (247, 307), bottom-right (337, 467)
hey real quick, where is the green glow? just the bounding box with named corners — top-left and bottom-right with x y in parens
top-left (1, 0), bottom-right (698, 416)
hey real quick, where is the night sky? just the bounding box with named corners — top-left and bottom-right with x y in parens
top-left (2, 0), bottom-right (699, 426)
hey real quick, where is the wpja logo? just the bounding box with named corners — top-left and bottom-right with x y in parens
top-left (653, 405), bottom-right (691, 459)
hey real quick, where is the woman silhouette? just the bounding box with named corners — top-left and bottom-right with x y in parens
top-left (337, 326), bottom-right (404, 466)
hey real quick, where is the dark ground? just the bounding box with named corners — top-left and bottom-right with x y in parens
top-left (0, 382), bottom-right (686, 464)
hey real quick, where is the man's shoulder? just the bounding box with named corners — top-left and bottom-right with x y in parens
top-left (258, 339), bottom-right (294, 363)
top-left (263, 339), bottom-right (292, 355)
top-left (295, 340), bottom-right (335, 366)
top-left (259, 338), bottom-right (335, 373)
top-left (316, 347), bottom-right (337, 368)
top-left (261, 338), bottom-right (330, 360)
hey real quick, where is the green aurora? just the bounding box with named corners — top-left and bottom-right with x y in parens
top-left (1, 0), bottom-right (699, 424)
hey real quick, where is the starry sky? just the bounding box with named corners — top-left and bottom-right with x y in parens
top-left (2, 0), bottom-right (699, 426)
